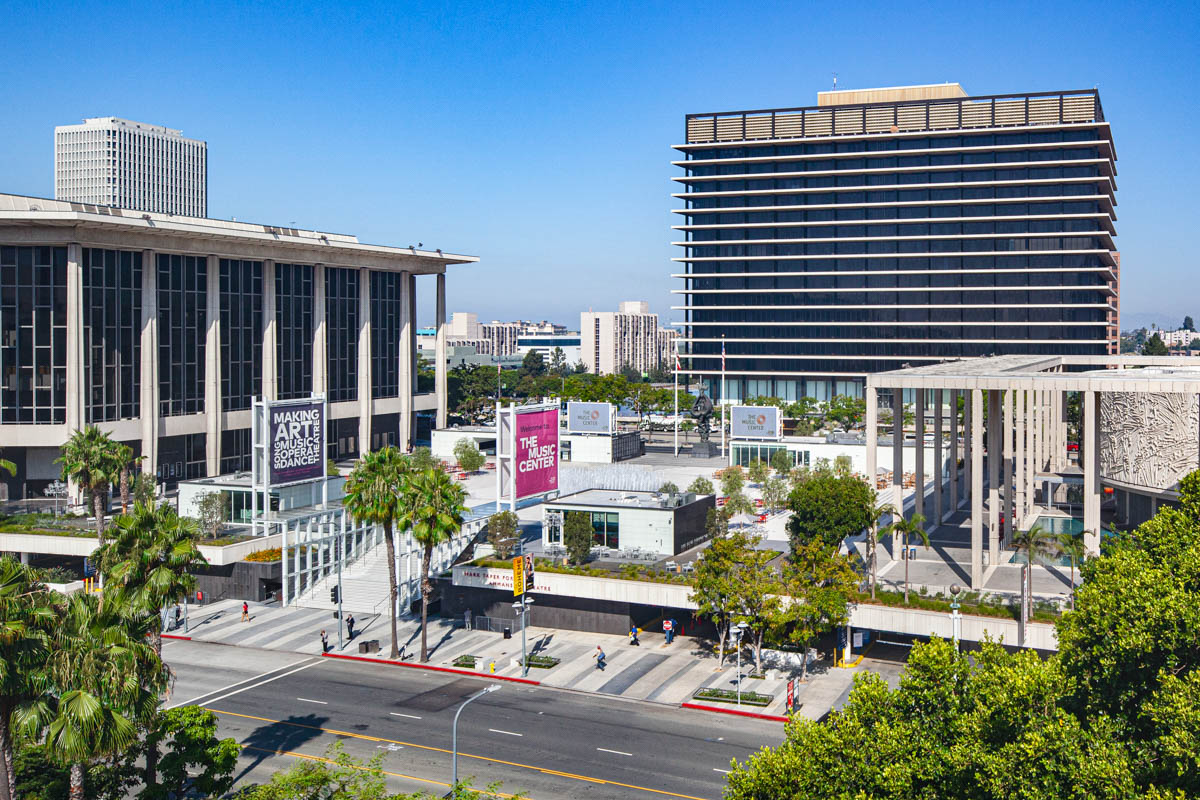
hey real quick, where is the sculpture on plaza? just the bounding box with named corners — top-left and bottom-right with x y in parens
top-left (691, 391), bottom-right (714, 443)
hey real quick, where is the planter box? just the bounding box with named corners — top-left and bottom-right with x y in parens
top-left (452, 655), bottom-right (478, 669)
top-left (518, 655), bottom-right (560, 669)
top-left (693, 687), bottom-right (773, 707)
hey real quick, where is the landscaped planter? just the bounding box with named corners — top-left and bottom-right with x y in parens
top-left (518, 655), bottom-right (561, 669)
top-left (693, 687), bottom-right (773, 707)
top-left (452, 655), bottom-right (478, 669)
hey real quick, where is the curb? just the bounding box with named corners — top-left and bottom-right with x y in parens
top-left (680, 701), bottom-right (790, 723)
top-left (162, 634), bottom-right (192, 641)
top-left (321, 652), bottom-right (541, 685)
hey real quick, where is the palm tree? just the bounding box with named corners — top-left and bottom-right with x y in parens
top-left (0, 448), bottom-right (15, 480)
top-left (881, 513), bottom-right (929, 603)
top-left (343, 447), bottom-right (409, 660)
top-left (114, 443), bottom-right (141, 514)
top-left (1013, 524), bottom-right (1059, 620)
top-left (97, 502), bottom-right (206, 655)
top-left (400, 467), bottom-right (468, 663)
top-left (1057, 533), bottom-right (1087, 609)
top-left (866, 500), bottom-right (898, 599)
top-left (16, 593), bottom-right (165, 800)
top-left (57, 427), bottom-right (125, 548)
top-left (0, 558), bottom-right (56, 800)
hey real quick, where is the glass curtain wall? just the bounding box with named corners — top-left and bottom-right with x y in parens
top-left (0, 246), bottom-right (67, 424)
top-left (325, 267), bottom-right (358, 403)
top-left (220, 259), bottom-right (262, 411)
top-left (158, 253), bottom-right (206, 416)
top-left (276, 263), bottom-right (313, 400)
top-left (83, 248), bottom-right (141, 422)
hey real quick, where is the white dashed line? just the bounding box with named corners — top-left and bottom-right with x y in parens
top-left (297, 697), bottom-right (328, 705)
top-left (489, 728), bottom-right (523, 737)
top-left (713, 768), bottom-right (731, 774)
top-left (597, 747), bottom-right (633, 756)
top-left (389, 712), bottom-right (422, 719)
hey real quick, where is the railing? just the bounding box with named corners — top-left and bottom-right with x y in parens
top-left (470, 614), bottom-right (524, 635)
top-left (685, 90), bottom-right (1103, 145)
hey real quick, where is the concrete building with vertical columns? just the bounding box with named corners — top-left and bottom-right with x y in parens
top-left (0, 192), bottom-right (477, 501)
top-left (864, 355), bottom-right (1200, 591)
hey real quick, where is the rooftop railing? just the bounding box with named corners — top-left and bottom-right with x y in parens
top-left (684, 90), bottom-right (1104, 145)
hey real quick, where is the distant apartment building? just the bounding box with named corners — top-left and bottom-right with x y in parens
top-left (674, 84), bottom-right (1118, 403)
top-left (581, 301), bottom-right (674, 375)
top-left (55, 117), bottom-right (207, 216)
top-left (517, 332), bottom-right (582, 365)
top-left (1160, 327), bottom-right (1198, 348)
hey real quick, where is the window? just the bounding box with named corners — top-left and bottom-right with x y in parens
top-left (0, 246), bottom-right (67, 423)
top-left (326, 268), bottom-right (359, 403)
top-left (158, 253), bottom-right (206, 416)
top-left (220, 259), bottom-right (263, 411)
top-left (276, 264), bottom-right (314, 400)
top-left (83, 248), bottom-right (141, 422)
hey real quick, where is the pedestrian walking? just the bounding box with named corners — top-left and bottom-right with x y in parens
top-left (320, 629), bottom-right (329, 653)
top-left (464, 608), bottom-right (472, 631)
top-left (594, 645), bottom-right (606, 671)
top-left (346, 614), bottom-right (356, 639)
top-left (241, 601), bottom-right (249, 622)
top-left (173, 604), bottom-right (182, 631)
top-left (629, 626), bottom-right (640, 646)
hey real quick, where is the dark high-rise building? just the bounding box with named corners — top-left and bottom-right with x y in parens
top-left (673, 84), bottom-right (1118, 403)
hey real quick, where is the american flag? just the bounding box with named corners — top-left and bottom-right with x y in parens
top-left (675, 348), bottom-right (681, 372)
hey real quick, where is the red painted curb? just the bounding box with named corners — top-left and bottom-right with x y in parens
top-left (680, 701), bottom-right (789, 723)
top-left (161, 634), bottom-right (192, 641)
top-left (321, 652), bottom-right (541, 685)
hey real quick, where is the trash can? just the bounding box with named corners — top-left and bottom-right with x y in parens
top-left (503, 627), bottom-right (512, 639)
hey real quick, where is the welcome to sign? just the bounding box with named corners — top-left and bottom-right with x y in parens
top-left (269, 401), bottom-right (325, 485)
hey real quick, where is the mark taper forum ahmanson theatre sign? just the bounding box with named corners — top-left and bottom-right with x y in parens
top-left (269, 402), bottom-right (325, 484)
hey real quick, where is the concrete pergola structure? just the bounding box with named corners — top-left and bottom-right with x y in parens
top-left (866, 355), bottom-right (1200, 590)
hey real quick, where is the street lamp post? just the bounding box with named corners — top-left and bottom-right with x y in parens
top-left (512, 596), bottom-right (536, 677)
top-left (949, 583), bottom-right (962, 650)
top-left (452, 684), bottom-right (499, 790)
top-left (733, 621), bottom-right (748, 706)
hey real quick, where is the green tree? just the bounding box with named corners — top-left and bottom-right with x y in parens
top-left (865, 499), bottom-right (897, 599)
top-left (114, 443), bottom-right (138, 515)
top-left (769, 448), bottom-right (793, 476)
top-left (687, 476), bottom-right (714, 495)
top-left (563, 511), bottom-right (592, 565)
top-left (408, 446), bottom-right (438, 472)
top-left (139, 706), bottom-right (238, 800)
top-left (520, 349), bottom-right (545, 377)
top-left (826, 395), bottom-right (866, 430)
top-left (549, 346), bottom-right (568, 376)
top-left (343, 447), bottom-right (408, 659)
top-left (1012, 524), bottom-right (1058, 618)
top-left (658, 481), bottom-right (680, 494)
top-left (761, 476), bottom-right (788, 514)
top-left (719, 466), bottom-right (745, 497)
top-left (690, 528), bottom-right (751, 668)
top-left (486, 510), bottom-right (520, 559)
top-left (1142, 332), bottom-right (1169, 355)
top-left (193, 490), bottom-right (230, 540)
top-left (0, 448), bottom-right (14, 480)
top-left (785, 471), bottom-right (873, 552)
top-left (400, 468), bottom-right (468, 663)
top-left (724, 491), bottom-right (756, 518)
top-left (881, 512), bottom-right (929, 603)
top-left (453, 438), bottom-right (486, 473)
top-left (747, 459), bottom-right (770, 487)
top-left (130, 472), bottom-right (156, 507)
top-left (1057, 533), bottom-right (1087, 609)
top-left (732, 542), bottom-right (781, 675)
top-left (777, 540), bottom-right (859, 682)
top-left (1184, 315), bottom-right (1194, 331)
top-left (58, 427), bottom-right (125, 548)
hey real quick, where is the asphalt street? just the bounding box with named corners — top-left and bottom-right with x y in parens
top-left (164, 639), bottom-right (785, 799)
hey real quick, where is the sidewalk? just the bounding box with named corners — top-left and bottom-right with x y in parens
top-left (170, 599), bottom-right (865, 720)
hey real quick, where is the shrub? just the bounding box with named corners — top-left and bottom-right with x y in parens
top-left (453, 438), bottom-right (486, 473)
top-left (658, 481), bottom-right (680, 494)
top-left (486, 510), bottom-right (520, 559)
top-left (688, 476), bottom-right (715, 495)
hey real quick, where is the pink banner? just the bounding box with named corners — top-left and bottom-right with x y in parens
top-left (515, 408), bottom-right (559, 499)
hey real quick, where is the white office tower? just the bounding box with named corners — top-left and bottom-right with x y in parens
top-left (54, 117), bottom-right (207, 216)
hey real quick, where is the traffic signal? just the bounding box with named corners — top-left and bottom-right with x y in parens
top-left (331, 586), bottom-right (339, 604)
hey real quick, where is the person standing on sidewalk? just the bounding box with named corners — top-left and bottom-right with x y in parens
top-left (629, 626), bottom-right (640, 646)
top-left (346, 614), bottom-right (356, 640)
top-left (320, 629), bottom-right (329, 653)
top-left (663, 617), bottom-right (673, 644)
top-left (241, 601), bottom-right (249, 622)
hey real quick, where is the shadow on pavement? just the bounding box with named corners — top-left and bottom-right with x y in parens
top-left (233, 712), bottom-right (330, 785)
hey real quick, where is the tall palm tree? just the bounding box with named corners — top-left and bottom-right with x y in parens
top-left (97, 502), bottom-right (206, 656)
top-left (1057, 533), bottom-right (1087, 609)
top-left (866, 499), bottom-right (898, 600)
top-left (16, 593), bottom-right (166, 800)
top-left (57, 427), bottom-right (125, 548)
top-left (343, 447), bottom-right (409, 660)
top-left (881, 513), bottom-right (929, 603)
top-left (0, 448), bottom-right (15, 480)
top-left (1013, 524), bottom-right (1059, 620)
top-left (400, 467), bottom-right (468, 663)
top-left (0, 558), bottom-right (56, 800)
top-left (114, 443), bottom-right (141, 514)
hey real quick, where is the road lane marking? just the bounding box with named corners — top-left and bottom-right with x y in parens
top-left (209, 709), bottom-right (710, 800)
top-left (489, 728), bottom-right (523, 736)
top-left (240, 745), bottom-right (521, 798)
top-left (297, 697), bottom-right (327, 705)
top-left (167, 657), bottom-right (319, 709)
top-left (597, 747), bottom-right (633, 756)
top-left (390, 712), bottom-right (422, 719)
top-left (202, 659), bottom-right (323, 706)
top-left (713, 768), bottom-right (730, 774)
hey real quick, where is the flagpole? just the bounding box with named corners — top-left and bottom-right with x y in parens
top-left (673, 339), bottom-right (679, 457)
top-left (721, 334), bottom-right (726, 461)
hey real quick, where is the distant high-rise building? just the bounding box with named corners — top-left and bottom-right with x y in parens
top-left (55, 117), bottom-right (207, 216)
top-left (582, 301), bottom-right (673, 375)
top-left (674, 84), bottom-right (1118, 403)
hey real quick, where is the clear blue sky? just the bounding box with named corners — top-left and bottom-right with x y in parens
top-left (1, 0), bottom-right (1196, 329)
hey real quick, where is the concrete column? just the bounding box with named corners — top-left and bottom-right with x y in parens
top-left (970, 388), bottom-right (984, 589)
top-left (204, 255), bottom-right (221, 476)
top-left (1083, 391), bottom-right (1100, 556)
top-left (435, 273), bottom-right (448, 429)
top-left (949, 389), bottom-right (958, 511)
top-left (963, 390), bottom-right (973, 506)
top-left (1026, 387), bottom-right (1036, 513)
top-left (1003, 387), bottom-right (1014, 547)
top-left (357, 268), bottom-right (373, 456)
top-left (914, 388), bottom-right (925, 526)
top-left (865, 385), bottom-right (878, 500)
top-left (1058, 390), bottom-right (1069, 471)
top-left (987, 389), bottom-right (1001, 567)
top-left (65, 243), bottom-right (85, 434)
top-left (892, 388), bottom-right (904, 519)
top-left (262, 260), bottom-right (277, 401)
top-left (139, 250), bottom-right (159, 478)
top-left (398, 271), bottom-right (413, 451)
top-left (934, 388), bottom-right (944, 523)
top-left (312, 265), bottom-right (327, 399)
top-left (1015, 389), bottom-right (1026, 522)
top-left (1035, 389), bottom-right (1044, 474)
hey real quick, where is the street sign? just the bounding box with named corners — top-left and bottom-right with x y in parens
top-left (512, 556), bottom-right (525, 597)
top-left (786, 679), bottom-right (795, 713)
